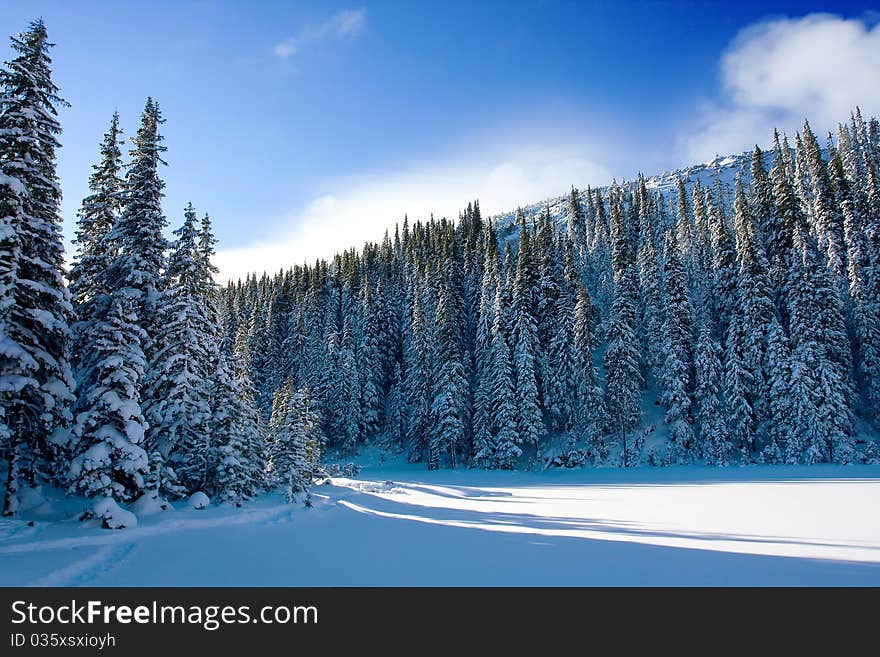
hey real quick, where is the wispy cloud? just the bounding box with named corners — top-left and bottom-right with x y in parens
top-left (684, 13), bottom-right (880, 162)
top-left (215, 129), bottom-right (612, 282)
top-left (273, 8), bottom-right (367, 59)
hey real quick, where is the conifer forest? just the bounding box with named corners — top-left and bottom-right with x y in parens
top-left (1, 17), bottom-right (879, 542)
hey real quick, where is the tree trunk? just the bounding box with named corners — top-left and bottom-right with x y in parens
top-left (2, 443), bottom-right (21, 517)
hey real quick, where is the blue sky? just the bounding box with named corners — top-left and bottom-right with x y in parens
top-left (4, 1), bottom-right (879, 280)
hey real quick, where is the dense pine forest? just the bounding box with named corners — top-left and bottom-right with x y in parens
top-left (1, 21), bottom-right (879, 525)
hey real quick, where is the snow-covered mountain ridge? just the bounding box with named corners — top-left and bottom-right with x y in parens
top-left (491, 150), bottom-right (762, 233)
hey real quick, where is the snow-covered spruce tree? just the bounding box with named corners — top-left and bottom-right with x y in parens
top-left (861, 177), bottom-right (880, 422)
top-left (707, 188), bottom-right (737, 346)
top-left (267, 380), bottom-right (322, 503)
top-left (111, 98), bottom-right (168, 331)
top-left (588, 187), bottom-right (614, 311)
top-left (762, 318), bottom-right (793, 463)
top-left (488, 270), bottom-right (521, 469)
top-left (384, 363), bottom-right (406, 452)
top-left (832, 150), bottom-right (880, 422)
top-left (836, 122), bottom-right (866, 218)
top-left (358, 282), bottom-right (383, 437)
top-left (843, 159), bottom-right (879, 395)
top-left (724, 313), bottom-right (754, 462)
top-left (675, 177), bottom-right (693, 275)
top-left (404, 286), bottom-right (432, 463)
top-left (793, 133), bottom-right (814, 221)
top-left (604, 188), bottom-right (643, 464)
top-left (660, 229), bottom-right (695, 464)
top-left (144, 203), bottom-right (214, 495)
top-left (537, 211), bottom-right (574, 434)
top-left (566, 186), bottom-right (586, 256)
top-left (689, 181), bottom-right (713, 325)
top-left (694, 324), bottom-right (731, 465)
top-left (802, 120), bottom-right (847, 288)
top-left (471, 223), bottom-right (500, 467)
top-left (785, 339), bottom-right (821, 465)
top-left (770, 129), bottom-right (808, 322)
top-left (336, 315), bottom-right (362, 453)
top-left (430, 269), bottom-right (467, 469)
top-left (0, 20), bottom-right (75, 515)
top-left (543, 269), bottom-right (576, 434)
top-left (196, 211), bottom-right (224, 411)
top-left (69, 112), bottom-right (124, 361)
top-left (511, 215), bottom-right (544, 451)
top-left (98, 98), bottom-right (170, 499)
top-left (732, 174), bottom-right (774, 438)
top-left (573, 285), bottom-right (606, 464)
top-left (636, 185), bottom-right (663, 381)
top-left (786, 225), bottom-right (855, 463)
top-left (459, 204), bottom-right (484, 455)
top-left (211, 341), bottom-right (267, 505)
top-left (68, 292), bottom-right (150, 503)
top-left (749, 145), bottom-right (776, 262)
top-left (375, 277), bottom-right (401, 431)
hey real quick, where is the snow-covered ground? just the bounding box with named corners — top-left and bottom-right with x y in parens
top-left (2, 464), bottom-right (879, 586)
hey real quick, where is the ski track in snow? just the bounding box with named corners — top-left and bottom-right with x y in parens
top-left (28, 543), bottom-right (136, 587)
top-left (0, 504), bottom-right (292, 557)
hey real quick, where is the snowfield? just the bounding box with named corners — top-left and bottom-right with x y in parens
top-left (2, 464), bottom-right (880, 586)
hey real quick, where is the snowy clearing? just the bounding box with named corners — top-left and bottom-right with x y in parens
top-left (1, 465), bottom-right (879, 586)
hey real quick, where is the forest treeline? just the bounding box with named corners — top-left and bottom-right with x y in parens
top-left (227, 112), bottom-right (880, 471)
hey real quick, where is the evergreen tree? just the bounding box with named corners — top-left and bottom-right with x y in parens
top-left (724, 313), bottom-right (754, 462)
top-left (732, 175), bottom-right (775, 437)
top-left (604, 189), bottom-right (643, 463)
top-left (511, 219), bottom-right (543, 449)
top-left (109, 98), bottom-right (168, 329)
top-left (358, 282), bottom-right (383, 437)
top-left (573, 286), bottom-right (606, 463)
top-left (833, 152), bottom-right (880, 421)
top-left (211, 348), bottom-right (267, 506)
top-left (694, 325), bottom-right (731, 465)
top-left (566, 186), bottom-right (586, 254)
top-left (708, 189), bottom-right (737, 344)
top-left (660, 230), bottom-right (694, 463)
top-left (68, 293), bottom-right (149, 502)
top-left (787, 226), bottom-right (854, 462)
top-left (0, 21), bottom-right (74, 514)
top-left (430, 274), bottom-right (467, 469)
top-left (749, 145), bottom-right (775, 261)
top-left (385, 363), bottom-right (406, 452)
top-left (268, 380), bottom-right (322, 503)
top-left (69, 112), bottom-right (124, 359)
top-left (675, 177), bottom-right (693, 278)
top-left (144, 204), bottom-right (213, 495)
top-left (770, 130), bottom-right (808, 320)
top-left (636, 204), bottom-right (663, 381)
top-left (543, 280), bottom-right (576, 433)
top-left (488, 276), bottom-right (521, 469)
top-left (405, 288), bottom-right (432, 463)
top-left (802, 120), bottom-right (847, 287)
top-left (472, 224), bottom-right (499, 467)
top-left (336, 316), bottom-right (362, 452)
top-left (100, 98), bottom-right (169, 499)
top-left (763, 318), bottom-right (793, 463)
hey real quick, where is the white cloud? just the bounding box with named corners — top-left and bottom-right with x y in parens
top-left (214, 137), bottom-right (611, 282)
top-left (273, 8), bottom-right (366, 59)
top-left (685, 13), bottom-right (880, 162)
